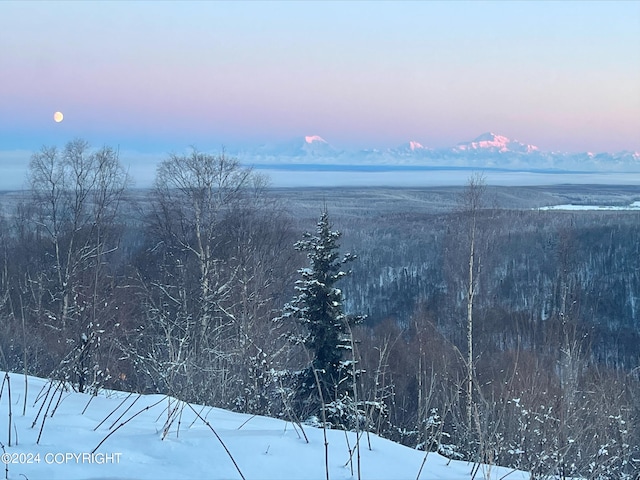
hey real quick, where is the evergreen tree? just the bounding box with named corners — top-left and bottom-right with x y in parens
top-left (281, 209), bottom-right (362, 420)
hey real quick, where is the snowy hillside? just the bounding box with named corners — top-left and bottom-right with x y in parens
top-left (0, 373), bottom-right (531, 480)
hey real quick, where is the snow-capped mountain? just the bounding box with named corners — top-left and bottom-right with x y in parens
top-left (300, 135), bottom-right (336, 156)
top-left (243, 135), bottom-right (340, 159)
top-left (234, 133), bottom-right (640, 172)
top-left (454, 132), bottom-right (539, 154)
top-left (304, 135), bottom-right (327, 145)
top-left (393, 140), bottom-right (432, 155)
top-left (404, 140), bottom-right (428, 152)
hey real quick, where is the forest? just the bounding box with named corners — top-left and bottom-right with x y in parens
top-left (0, 140), bottom-right (638, 479)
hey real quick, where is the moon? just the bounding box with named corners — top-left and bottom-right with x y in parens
top-left (53, 111), bottom-right (64, 123)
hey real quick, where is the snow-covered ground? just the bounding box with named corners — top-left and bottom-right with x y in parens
top-left (0, 373), bottom-right (531, 480)
top-left (538, 200), bottom-right (640, 211)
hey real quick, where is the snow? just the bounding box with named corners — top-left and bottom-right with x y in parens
top-left (408, 141), bottom-right (425, 151)
top-left (304, 135), bottom-right (327, 144)
top-left (455, 132), bottom-right (539, 154)
top-left (538, 201), bottom-right (640, 211)
top-left (0, 373), bottom-right (532, 480)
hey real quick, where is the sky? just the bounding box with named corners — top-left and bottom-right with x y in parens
top-left (1, 1), bottom-right (639, 158)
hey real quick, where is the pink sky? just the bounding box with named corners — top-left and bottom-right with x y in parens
top-left (1, 1), bottom-right (639, 154)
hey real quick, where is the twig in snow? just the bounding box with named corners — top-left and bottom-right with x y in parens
top-left (0, 441), bottom-right (8, 480)
top-left (2, 374), bottom-right (12, 446)
top-left (81, 392), bottom-right (97, 415)
top-left (36, 381), bottom-right (64, 445)
top-left (49, 384), bottom-right (66, 417)
top-left (91, 396), bottom-right (167, 454)
top-left (183, 401), bottom-right (246, 480)
top-left (236, 414), bottom-right (258, 430)
top-left (93, 392), bottom-right (134, 431)
top-left (31, 382), bottom-right (54, 428)
top-left (108, 394), bottom-right (142, 431)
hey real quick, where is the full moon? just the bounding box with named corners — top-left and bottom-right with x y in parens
top-left (53, 111), bottom-right (64, 123)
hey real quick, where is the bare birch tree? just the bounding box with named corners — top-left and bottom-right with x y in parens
top-left (458, 173), bottom-right (487, 439)
top-left (135, 149), bottom-right (293, 407)
top-left (25, 139), bottom-right (129, 391)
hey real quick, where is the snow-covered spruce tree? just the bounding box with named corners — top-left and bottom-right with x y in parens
top-left (280, 209), bottom-right (363, 428)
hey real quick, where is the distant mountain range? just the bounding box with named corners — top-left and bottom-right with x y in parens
top-left (233, 133), bottom-right (640, 172)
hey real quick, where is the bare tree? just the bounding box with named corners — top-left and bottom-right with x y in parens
top-left (24, 139), bottom-right (129, 391)
top-left (135, 149), bottom-right (293, 408)
top-left (0, 211), bottom-right (14, 371)
top-left (155, 150), bottom-right (254, 346)
top-left (459, 173), bottom-right (487, 437)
